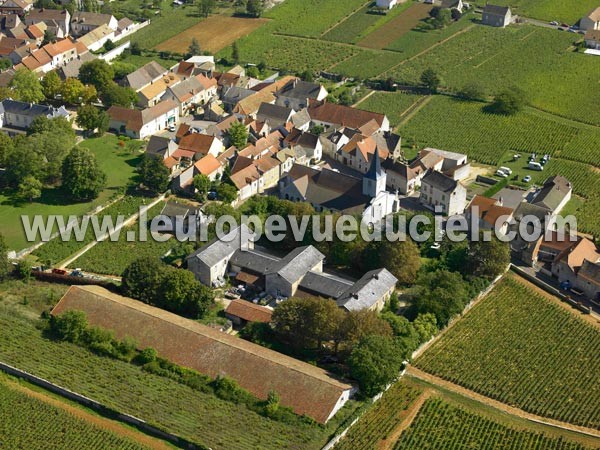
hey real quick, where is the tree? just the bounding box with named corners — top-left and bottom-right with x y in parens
top-left (198, 0), bottom-right (215, 17)
top-left (4, 139), bottom-right (42, 186)
top-left (27, 116), bottom-right (74, 136)
top-left (379, 239), bottom-right (421, 285)
top-left (338, 90), bottom-right (353, 106)
top-left (348, 335), bottom-right (405, 397)
top-left (0, 233), bottom-right (10, 281)
top-left (61, 147), bottom-right (106, 201)
top-left (188, 38), bottom-right (201, 57)
top-left (216, 183), bottom-right (238, 203)
top-left (112, 62), bottom-right (138, 80)
top-left (50, 310), bottom-right (88, 343)
top-left (300, 70), bottom-right (314, 82)
top-left (246, 0), bottom-right (264, 17)
top-left (17, 176), bottom-right (42, 202)
top-left (228, 120), bottom-right (248, 149)
top-left (42, 29), bottom-right (56, 46)
top-left (0, 133), bottom-right (14, 167)
top-left (491, 87), bottom-right (526, 115)
top-left (61, 77), bottom-right (87, 104)
top-left (103, 83), bottom-right (136, 107)
top-left (103, 39), bottom-right (115, 51)
top-left (450, 8), bottom-right (461, 20)
top-left (9, 69), bottom-right (44, 103)
top-left (138, 154), bottom-right (170, 193)
top-left (79, 60), bottom-right (115, 94)
top-left (76, 105), bottom-right (109, 135)
top-left (420, 68), bottom-right (441, 93)
top-left (457, 82), bottom-right (485, 101)
top-left (413, 313), bottom-right (438, 343)
top-left (193, 174), bottom-right (211, 201)
top-left (42, 71), bottom-right (62, 100)
top-left (466, 236), bottom-right (510, 280)
top-left (231, 41), bottom-right (240, 63)
top-left (130, 41), bottom-right (142, 55)
top-left (122, 256), bottom-right (164, 304)
top-left (337, 310), bottom-right (392, 349)
top-left (413, 269), bottom-right (470, 327)
top-left (0, 58), bottom-right (12, 71)
top-left (431, 8), bottom-right (452, 28)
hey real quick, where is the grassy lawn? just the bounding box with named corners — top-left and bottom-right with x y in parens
top-left (415, 275), bottom-right (600, 429)
top-left (0, 280), bottom-right (361, 450)
top-left (0, 134), bottom-right (142, 253)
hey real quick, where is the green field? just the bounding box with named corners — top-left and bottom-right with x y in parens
top-left (394, 398), bottom-right (593, 449)
top-left (0, 375), bottom-right (150, 450)
top-left (72, 201), bottom-right (175, 275)
top-left (0, 281), bottom-right (359, 450)
top-left (335, 383), bottom-right (422, 450)
top-left (0, 135), bottom-right (142, 252)
top-left (415, 275), bottom-right (600, 429)
top-left (471, 0), bottom-right (598, 24)
top-left (388, 25), bottom-right (600, 125)
top-left (358, 91), bottom-right (424, 127)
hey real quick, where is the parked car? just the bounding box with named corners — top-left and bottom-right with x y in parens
top-left (522, 175), bottom-right (532, 183)
top-left (496, 169), bottom-right (509, 178)
top-left (207, 191), bottom-right (217, 201)
top-left (549, 21), bottom-right (558, 25)
top-left (168, 124), bottom-right (176, 132)
top-left (513, 153), bottom-right (521, 160)
top-left (499, 166), bottom-right (513, 175)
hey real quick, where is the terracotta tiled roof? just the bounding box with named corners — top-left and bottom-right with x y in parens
top-left (234, 76), bottom-right (296, 116)
top-left (308, 100), bottom-right (386, 129)
top-left (555, 238), bottom-right (600, 271)
top-left (51, 286), bottom-right (352, 423)
top-left (225, 299), bottom-right (272, 323)
top-left (193, 154), bottom-right (221, 176)
top-left (178, 133), bottom-right (217, 155)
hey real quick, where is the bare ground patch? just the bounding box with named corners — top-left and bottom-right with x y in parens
top-left (155, 16), bottom-right (268, 53)
top-left (357, 3), bottom-right (432, 50)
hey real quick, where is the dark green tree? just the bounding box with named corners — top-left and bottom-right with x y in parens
top-left (138, 154), bottom-right (170, 193)
top-left (231, 41), bottom-right (240, 63)
top-left (193, 174), bottom-right (211, 200)
top-left (228, 120), bottom-right (248, 149)
top-left (197, 0), bottom-right (215, 17)
top-left (61, 147), bottom-right (106, 201)
top-left (9, 69), bottom-right (44, 103)
top-left (379, 239), bottom-right (421, 285)
top-left (420, 68), bottom-right (441, 93)
top-left (50, 310), bottom-right (88, 343)
top-left (413, 269), bottom-right (470, 327)
top-left (348, 335), bottom-right (405, 397)
top-left (466, 236), bottom-right (510, 280)
top-left (0, 233), bottom-right (10, 281)
top-left (216, 183), bottom-right (238, 203)
top-left (79, 59), bottom-right (115, 94)
top-left (42, 71), bottom-right (62, 100)
top-left (491, 87), bottom-right (526, 115)
top-left (17, 176), bottom-right (42, 202)
top-left (188, 38), bottom-right (201, 57)
top-left (122, 256), bottom-right (165, 304)
top-left (76, 105), bottom-right (110, 136)
top-left (103, 83), bottom-right (137, 107)
top-left (246, 0), bottom-right (264, 17)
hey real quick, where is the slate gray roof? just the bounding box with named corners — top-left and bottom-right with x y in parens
top-left (126, 61), bottom-right (166, 91)
top-left (160, 201), bottom-right (193, 218)
top-left (277, 80), bottom-right (322, 100)
top-left (291, 108), bottom-right (311, 129)
top-left (146, 135), bottom-right (171, 156)
top-left (513, 202), bottom-right (551, 223)
top-left (221, 86), bottom-right (255, 105)
top-left (71, 12), bottom-right (114, 27)
top-left (257, 103), bottom-right (293, 125)
top-left (187, 224), bottom-right (253, 267)
top-left (296, 132), bottom-right (319, 150)
top-left (268, 245), bottom-right (325, 284)
top-left (337, 268), bottom-right (397, 311)
top-left (167, 76), bottom-right (203, 102)
top-left (1, 99), bottom-right (69, 119)
top-left (579, 259), bottom-right (600, 284)
top-left (229, 248), bottom-right (280, 275)
top-left (422, 170), bottom-right (458, 193)
top-left (299, 271), bottom-right (353, 299)
top-left (483, 4), bottom-right (511, 16)
top-left (531, 176), bottom-right (572, 212)
top-left (365, 145), bottom-right (384, 180)
top-left (58, 52), bottom-right (94, 79)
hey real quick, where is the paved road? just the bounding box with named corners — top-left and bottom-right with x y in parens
top-left (518, 16), bottom-right (584, 34)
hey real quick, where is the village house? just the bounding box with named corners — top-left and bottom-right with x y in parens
top-left (551, 238), bottom-right (600, 300)
top-left (107, 100), bottom-right (178, 139)
top-left (161, 73), bottom-right (217, 116)
top-left (466, 195), bottom-right (515, 235)
top-left (256, 103), bottom-right (295, 129)
top-left (77, 24), bottom-right (115, 52)
top-left (70, 12), bottom-right (118, 37)
top-left (481, 4), bottom-right (512, 27)
top-left (52, 285), bottom-right (354, 424)
top-left (158, 200), bottom-right (197, 234)
top-left (580, 6), bottom-right (600, 30)
top-left (308, 100), bottom-right (390, 133)
top-left (173, 154), bottom-right (223, 192)
top-left (419, 170), bottom-right (467, 216)
top-left (24, 8), bottom-right (71, 38)
top-left (233, 76), bottom-right (296, 118)
top-left (584, 30), bottom-right (600, 49)
top-left (138, 72), bottom-right (181, 108)
top-left (124, 61), bottom-right (168, 92)
top-left (274, 79), bottom-right (328, 110)
top-left (176, 132), bottom-right (224, 159)
top-left (0, 0), bottom-right (33, 16)
top-left (441, 0), bottom-right (463, 13)
top-left (224, 299), bottom-right (273, 327)
top-left (530, 175), bottom-right (572, 216)
top-left (14, 38), bottom-right (82, 73)
top-left (0, 99), bottom-right (69, 132)
top-left (337, 134), bottom-right (388, 174)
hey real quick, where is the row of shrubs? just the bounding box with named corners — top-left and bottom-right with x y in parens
top-left (47, 310), bottom-right (307, 425)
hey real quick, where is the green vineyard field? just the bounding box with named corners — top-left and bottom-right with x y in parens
top-left (394, 398), bottom-right (593, 449)
top-left (0, 376), bottom-right (148, 450)
top-left (415, 276), bottom-right (600, 429)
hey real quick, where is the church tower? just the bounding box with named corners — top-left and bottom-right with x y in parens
top-left (363, 149), bottom-right (387, 198)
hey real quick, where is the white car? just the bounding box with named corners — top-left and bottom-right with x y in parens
top-left (499, 166), bottom-right (513, 175)
top-left (496, 169), bottom-right (509, 178)
top-left (522, 175), bottom-right (532, 183)
top-left (168, 125), bottom-right (176, 132)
